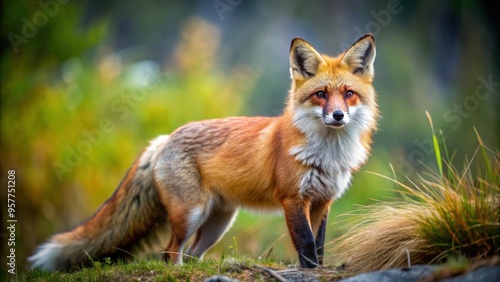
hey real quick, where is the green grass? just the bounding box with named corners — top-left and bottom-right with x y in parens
top-left (16, 256), bottom-right (351, 282)
top-left (18, 256), bottom-right (275, 282)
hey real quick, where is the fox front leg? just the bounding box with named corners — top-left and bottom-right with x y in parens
top-left (310, 200), bottom-right (332, 265)
top-left (281, 198), bottom-right (319, 268)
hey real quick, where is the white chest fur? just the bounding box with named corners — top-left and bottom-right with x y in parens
top-left (290, 106), bottom-right (371, 201)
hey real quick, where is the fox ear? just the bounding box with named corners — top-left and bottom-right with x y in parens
top-left (290, 38), bottom-right (326, 80)
top-left (341, 34), bottom-right (376, 78)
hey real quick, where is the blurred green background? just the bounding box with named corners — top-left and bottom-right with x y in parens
top-left (1, 0), bottom-right (499, 272)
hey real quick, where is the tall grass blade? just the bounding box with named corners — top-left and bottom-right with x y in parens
top-left (474, 127), bottom-right (492, 177)
top-left (426, 111), bottom-right (443, 177)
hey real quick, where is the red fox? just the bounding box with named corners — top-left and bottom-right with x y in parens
top-left (29, 34), bottom-right (378, 270)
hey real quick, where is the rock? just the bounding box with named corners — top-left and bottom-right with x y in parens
top-left (442, 265), bottom-right (500, 282)
top-left (275, 269), bottom-right (320, 282)
top-left (339, 265), bottom-right (436, 282)
top-left (339, 265), bottom-right (500, 282)
top-left (203, 275), bottom-right (239, 282)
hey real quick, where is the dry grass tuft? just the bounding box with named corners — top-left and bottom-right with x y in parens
top-left (329, 129), bottom-right (500, 273)
top-left (329, 203), bottom-right (433, 272)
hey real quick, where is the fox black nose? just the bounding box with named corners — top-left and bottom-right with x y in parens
top-left (332, 110), bottom-right (344, 121)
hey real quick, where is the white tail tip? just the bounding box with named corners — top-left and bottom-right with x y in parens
top-left (28, 241), bottom-right (65, 271)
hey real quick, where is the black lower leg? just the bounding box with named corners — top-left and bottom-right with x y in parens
top-left (315, 214), bottom-right (328, 265)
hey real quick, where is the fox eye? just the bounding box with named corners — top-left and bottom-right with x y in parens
top-left (315, 91), bottom-right (327, 99)
top-left (345, 90), bottom-right (355, 98)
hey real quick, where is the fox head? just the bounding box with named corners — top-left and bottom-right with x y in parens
top-left (288, 34), bottom-right (378, 136)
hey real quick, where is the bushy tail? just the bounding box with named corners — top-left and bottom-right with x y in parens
top-left (29, 135), bottom-right (171, 271)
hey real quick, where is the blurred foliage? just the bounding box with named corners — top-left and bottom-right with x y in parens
top-left (1, 0), bottom-right (499, 271)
